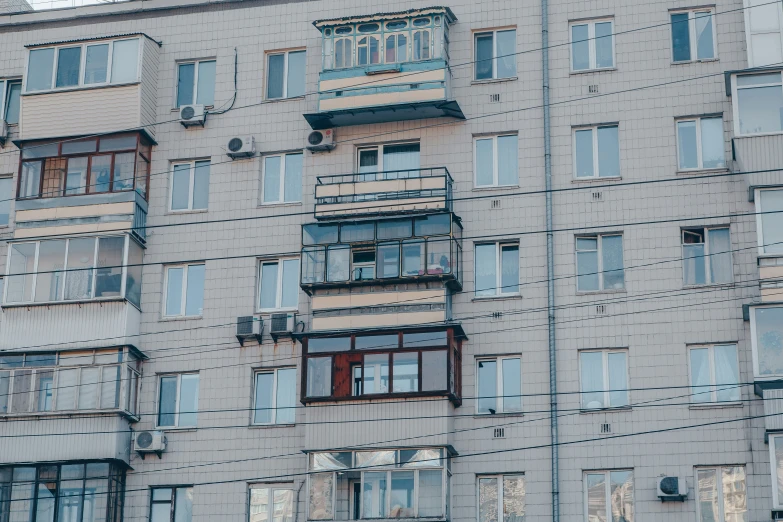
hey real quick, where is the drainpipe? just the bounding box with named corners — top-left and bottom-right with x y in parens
top-left (542, 0), bottom-right (560, 519)
top-left (294, 480), bottom-right (305, 521)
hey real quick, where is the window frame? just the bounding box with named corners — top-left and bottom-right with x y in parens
top-left (473, 27), bottom-right (517, 80)
top-left (731, 71), bottom-right (783, 137)
top-left (694, 466), bottom-right (747, 521)
top-left (1, 78), bottom-right (22, 124)
top-left (175, 58), bottom-right (216, 108)
top-left (675, 116), bottom-right (725, 171)
top-left (749, 304), bottom-right (783, 380)
top-left (261, 152), bottom-right (303, 204)
top-left (475, 356), bottom-right (523, 414)
top-left (169, 160), bottom-right (210, 212)
top-left (162, 263), bottom-right (206, 318)
top-left (572, 124), bottom-right (620, 179)
top-left (149, 486), bottom-right (194, 522)
top-left (156, 373), bottom-right (199, 428)
top-left (575, 234), bottom-right (625, 292)
top-left (582, 469), bottom-right (634, 522)
top-left (247, 484), bottom-right (294, 521)
top-left (265, 49), bottom-right (306, 100)
top-left (670, 8), bottom-right (717, 63)
top-left (681, 226), bottom-right (733, 286)
top-left (687, 344), bottom-right (740, 404)
top-left (476, 474), bottom-right (525, 522)
top-left (771, 436), bottom-right (783, 509)
top-left (578, 349), bottom-right (629, 410)
top-left (569, 18), bottom-right (616, 72)
top-left (473, 242), bottom-right (520, 297)
top-left (473, 134), bottom-right (519, 188)
top-left (257, 257), bottom-right (300, 312)
top-left (252, 367), bottom-right (296, 425)
top-left (755, 187), bottom-right (783, 255)
top-left (355, 141), bottom-right (421, 174)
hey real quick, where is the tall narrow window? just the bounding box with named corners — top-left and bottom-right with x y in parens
top-left (385, 33), bottom-right (407, 63)
top-left (262, 152), bottom-right (302, 203)
top-left (150, 487), bottom-right (194, 522)
top-left (334, 38), bottom-right (353, 68)
top-left (682, 227), bottom-right (732, 285)
top-left (356, 36), bottom-right (380, 66)
top-left (0, 177), bottom-right (12, 226)
top-left (579, 350), bottom-right (628, 409)
top-left (671, 9), bottom-right (716, 62)
top-left (476, 356), bottom-right (522, 414)
top-left (2, 79), bottom-right (21, 125)
top-left (756, 188), bottom-right (783, 254)
top-left (576, 234), bottom-right (624, 291)
top-left (157, 373), bottom-right (199, 428)
top-left (267, 50), bottom-right (306, 99)
top-left (573, 125), bottom-right (620, 178)
top-left (474, 29), bottom-right (516, 80)
top-left (571, 19), bottom-right (614, 71)
top-left (474, 134), bottom-right (518, 187)
top-left (164, 264), bottom-right (205, 317)
top-left (253, 368), bottom-right (296, 424)
top-left (176, 59), bottom-right (216, 107)
top-left (770, 435), bottom-right (783, 509)
top-left (689, 344), bottom-right (740, 403)
top-left (676, 117), bottom-right (725, 170)
top-left (478, 474), bottom-right (526, 522)
top-left (55, 46), bottom-right (81, 88)
top-left (170, 160), bottom-right (210, 211)
top-left (475, 242), bottom-right (519, 296)
top-left (696, 466), bottom-right (747, 522)
top-left (584, 470), bottom-right (634, 522)
top-left (258, 258), bottom-right (300, 311)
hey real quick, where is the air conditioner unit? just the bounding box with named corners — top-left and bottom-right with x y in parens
top-left (236, 315), bottom-right (263, 346)
top-left (0, 121), bottom-right (8, 146)
top-left (306, 129), bottom-right (335, 152)
top-left (226, 136), bottom-right (255, 159)
top-left (656, 476), bottom-right (687, 501)
top-left (269, 313), bottom-right (296, 341)
top-left (179, 104), bottom-right (206, 127)
top-left (134, 430), bottom-right (166, 458)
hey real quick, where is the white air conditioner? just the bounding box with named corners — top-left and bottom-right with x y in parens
top-left (0, 121), bottom-right (8, 146)
top-left (306, 129), bottom-right (335, 152)
top-left (226, 136), bottom-right (255, 159)
top-left (134, 430), bottom-right (167, 457)
top-left (269, 313), bottom-right (296, 341)
top-left (236, 315), bottom-right (263, 346)
top-left (179, 104), bottom-right (206, 127)
top-left (656, 476), bottom-right (687, 501)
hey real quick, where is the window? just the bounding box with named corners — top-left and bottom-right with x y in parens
top-left (267, 50), bottom-right (306, 99)
top-left (474, 135), bottom-right (518, 187)
top-left (579, 350), bottom-right (628, 409)
top-left (163, 264), bottom-right (205, 317)
top-left (584, 470), bottom-right (634, 522)
top-left (689, 344), bottom-right (740, 403)
top-left (176, 59), bottom-right (216, 107)
top-left (474, 243), bottom-right (519, 296)
top-left (150, 487), bottom-right (193, 522)
top-left (258, 259), bottom-right (299, 311)
top-left (671, 9), bottom-right (716, 62)
top-left (771, 435), bottom-right (783, 509)
top-left (570, 19), bottom-right (614, 71)
top-left (253, 368), bottom-right (296, 424)
top-left (170, 160), bottom-right (209, 211)
top-left (734, 72), bottom-right (783, 135)
top-left (262, 153), bottom-right (302, 204)
top-left (25, 38), bottom-right (140, 92)
top-left (744, 0), bottom-right (783, 67)
top-left (385, 32), bottom-right (408, 63)
top-left (696, 466), bottom-right (747, 521)
top-left (756, 188), bottom-right (783, 254)
top-left (1, 79), bottom-right (21, 125)
top-left (357, 34), bottom-right (381, 66)
top-left (357, 143), bottom-right (420, 178)
top-left (750, 305), bottom-right (783, 378)
top-left (157, 373), bottom-right (199, 428)
top-left (676, 117), bottom-right (725, 170)
top-left (477, 475), bottom-right (525, 522)
top-left (0, 177), bottom-right (11, 226)
top-left (474, 29), bottom-right (516, 80)
top-left (682, 228), bottom-right (732, 285)
top-left (576, 234), bottom-right (624, 291)
top-left (573, 125), bottom-right (620, 178)
top-left (248, 484), bottom-right (293, 521)
top-left (476, 357), bottom-right (522, 414)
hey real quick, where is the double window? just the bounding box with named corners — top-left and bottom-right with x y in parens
top-left (579, 349), bottom-right (628, 409)
top-left (688, 344), bottom-right (740, 404)
top-left (671, 9), bottom-right (716, 62)
top-left (248, 484), bottom-right (294, 521)
top-left (682, 227), bottom-right (732, 285)
top-left (1, 79), bottom-right (21, 124)
top-left (358, 142), bottom-right (420, 178)
top-left (150, 487), bottom-right (193, 522)
top-left (164, 264), bottom-right (205, 317)
top-left (253, 368), bottom-right (296, 425)
top-left (584, 470), bottom-right (634, 522)
top-left (696, 466), bottom-right (747, 522)
top-left (474, 243), bottom-right (519, 296)
top-left (476, 356), bottom-right (522, 414)
top-left (733, 72), bottom-right (783, 135)
top-left (176, 59), bottom-right (216, 107)
top-left (575, 234), bottom-right (625, 291)
top-left (26, 38), bottom-right (139, 92)
top-left (676, 116), bottom-right (725, 171)
top-left (157, 373), bottom-right (199, 428)
top-left (474, 134), bottom-right (518, 187)
top-left (267, 50), bottom-right (306, 99)
top-left (755, 187), bottom-right (783, 254)
top-left (262, 152), bottom-right (303, 204)
top-left (570, 19), bottom-right (614, 71)
top-left (749, 305), bottom-right (783, 379)
top-left (258, 258), bottom-right (299, 311)
top-left (171, 160), bottom-right (210, 211)
top-left (477, 475), bottom-right (526, 522)
top-left (573, 125), bottom-right (620, 178)
top-left (474, 29), bottom-right (517, 80)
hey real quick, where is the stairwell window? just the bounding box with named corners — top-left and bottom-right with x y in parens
top-left (671, 9), bottom-right (716, 62)
top-left (258, 258), bottom-right (300, 311)
top-left (262, 152), bottom-right (302, 204)
top-left (1, 79), bottom-right (20, 125)
top-left (474, 242), bottom-right (519, 296)
top-left (474, 134), bottom-right (518, 187)
top-left (579, 349), bottom-right (629, 409)
top-left (477, 474), bottom-right (526, 522)
top-left (253, 368), bottom-right (296, 425)
top-left (150, 487), bottom-right (194, 522)
top-left (584, 470), bottom-right (634, 522)
top-left (682, 227), bottom-right (732, 285)
top-left (476, 356), bottom-right (522, 414)
top-left (688, 344), bottom-right (740, 403)
top-left (756, 188), bottom-right (783, 254)
top-left (696, 466), bottom-right (747, 522)
top-left (474, 28), bottom-right (517, 80)
top-left (267, 50), bottom-right (306, 99)
top-left (574, 125), bottom-right (620, 178)
top-left (163, 264), bottom-right (205, 317)
top-left (576, 234), bottom-right (624, 291)
top-left (157, 373), bottom-right (199, 428)
top-left (570, 19), bottom-right (615, 71)
top-left (176, 59), bottom-right (216, 107)
top-left (676, 117), bottom-right (725, 170)
top-left (170, 160), bottom-right (210, 211)
top-left (249, 485), bottom-right (294, 522)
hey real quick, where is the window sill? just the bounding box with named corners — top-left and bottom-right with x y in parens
top-left (473, 412), bottom-right (524, 419)
top-left (576, 288), bottom-right (626, 295)
top-left (166, 209), bottom-right (208, 216)
top-left (671, 58), bottom-right (719, 66)
top-left (472, 293), bottom-right (522, 302)
top-left (735, 131), bottom-right (783, 139)
top-left (570, 67), bottom-right (617, 76)
top-left (472, 185), bottom-right (520, 192)
top-left (571, 176), bottom-right (622, 184)
top-left (263, 95), bottom-right (305, 103)
top-left (157, 427), bottom-right (198, 432)
top-left (580, 406), bottom-right (632, 414)
top-left (248, 423), bottom-right (296, 429)
top-left (676, 167), bottom-right (729, 176)
top-left (0, 409), bottom-right (134, 421)
top-left (689, 401), bottom-right (743, 410)
top-left (259, 201), bottom-right (303, 208)
top-left (22, 81), bottom-right (141, 97)
top-left (471, 77), bottom-right (518, 85)
top-left (159, 315), bottom-right (203, 322)
top-left (257, 309), bottom-right (299, 315)
top-left (2, 296), bottom-right (129, 309)
top-left (682, 282), bottom-right (735, 290)
top-left (170, 105), bottom-right (215, 112)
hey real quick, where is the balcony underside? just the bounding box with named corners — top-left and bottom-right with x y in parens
top-left (304, 100), bottom-right (464, 130)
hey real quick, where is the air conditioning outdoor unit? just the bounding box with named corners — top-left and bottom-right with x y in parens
top-left (226, 136), bottom-right (255, 159)
top-left (306, 129), bottom-right (335, 152)
top-left (179, 104), bottom-right (206, 127)
top-left (269, 313), bottom-right (296, 341)
top-left (134, 430), bottom-right (167, 458)
top-left (656, 476), bottom-right (687, 501)
top-left (0, 121), bottom-right (8, 146)
top-left (236, 315), bottom-right (263, 346)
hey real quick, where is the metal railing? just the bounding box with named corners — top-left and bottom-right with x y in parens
top-left (316, 166), bottom-right (452, 186)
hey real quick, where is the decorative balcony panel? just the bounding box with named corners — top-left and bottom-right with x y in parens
top-left (314, 167), bottom-right (452, 219)
top-left (305, 8), bottom-right (464, 129)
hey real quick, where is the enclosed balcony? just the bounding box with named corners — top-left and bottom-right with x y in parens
top-left (749, 304), bottom-right (783, 395)
top-left (304, 7), bottom-right (464, 129)
top-left (314, 167), bottom-right (452, 219)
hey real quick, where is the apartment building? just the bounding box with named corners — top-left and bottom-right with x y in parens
top-left (0, 0), bottom-right (781, 520)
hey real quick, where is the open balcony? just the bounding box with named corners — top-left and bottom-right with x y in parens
top-left (314, 167), bottom-right (452, 219)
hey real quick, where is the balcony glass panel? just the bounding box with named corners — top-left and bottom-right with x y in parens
top-left (755, 306), bottom-right (783, 377)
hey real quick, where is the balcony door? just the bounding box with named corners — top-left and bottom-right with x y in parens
top-left (357, 143), bottom-right (420, 181)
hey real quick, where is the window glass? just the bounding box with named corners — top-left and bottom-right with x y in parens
top-left (7, 243), bottom-right (37, 303)
top-left (413, 30), bottom-right (430, 61)
top-left (378, 242), bottom-right (400, 278)
top-left (64, 157), bottom-right (88, 195)
top-left (165, 267), bottom-right (184, 316)
top-left (19, 161), bottom-right (42, 199)
top-left (595, 22), bottom-right (613, 68)
top-left (708, 228), bottom-right (732, 284)
top-left (756, 307), bottom-right (783, 376)
top-left (281, 259), bottom-right (299, 309)
top-left (0, 178), bottom-right (13, 225)
top-left (4, 81), bottom-right (21, 124)
top-left (303, 224), bottom-right (338, 245)
top-left (193, 160), bottom-right (210, 210)
top-left (475, 138), bottom-right (494, 186)
top-left (390, 471), bottom-right (414, 517)
top-left (415, 214), bottom-right (451, 236)
top-left (602, 235), bottom-right (625, 289)
top-left (302, 247), bottom-right (325, 284)
top-left (65, 238), bottom-right (96, 301)
top-left (609, 471), bottom-right (634, 521)
top-left (341, 223), bottom-right (374, 243)
top-left (259, 262), bottom-right (278, 310)
top-left (496, 30), bottom-right (516, 78)
top-left (267, 54), bottom-right (285, 99)
top-left (597, 126), bottom-right (620, 178)
top-left (700, 117), bottom-right (724, 168)
top-left (100, 135), bottom-right (138, 152)
top-left (308, 337), bottom-right (350, 353)
top-left (404, 331), bottom-right (448, 348)
top-left (586, 473), bottom-right (607, 521)
top-left (177, 63), bottom-right (195, 107)
top-left (475, 33), bottom-right (493, 80)
top-left (571, 24), bottom-right (589, 71)
top-left (760, 189), bottom-right (783, 254)
top-left (478, 477), bottom-right (498, 522)
top-left (607, 351), bottom-right (628, 407)
top-left (34, 240), bottom-right (66, 302)
top-left (422, 350), bottom-right (447, 391)
top-left (27, 48), bottom-right (55, 92)
top-left (695, 12), bottom-right (715, 59)
top-left (574, 129), bottom-right (594, 178)
top-left (502, 357), bottom-right (522, 412)
top-left (714, 344), bottom-right (740, 402)
top-left (377, 219), bottom-right (412, 240)
top-left (263, 156), bottom-right (281, 203)
top-left (356, 334), bottom-right (398, 350)
top-left (196, 60), bottom-right (216, 105)
top-left (126, 238), bottom-right (143, 308)
top-left (677, 120), bottom-right (698, 170)
top-left (501, 244), bottom-right (519, 294)
top-left (672, 13), bottom-right (691, 61)
top-left (362, 472), bottom-right (388, 518)
top-left (276, 368), bottom-right (296, 424)
top-left (475, 244), bottom-right (497, 296)
top-left (84, 44), bottom-right (109, 84)
top-left (184, 263), bottom-right (205, 316)
top-left (327, 245), bottom-right (350, 282)
top-left (363, 354), bottom-right (389, 394)
top-left (111, 39), bottom-right (139, 84)
top-left (55, 47), bottom-right (81, 88)
top-left (419, 470), bottom-right (443, 517)
top-left (383, 143), bottom-right (420, 174)
top-left (309, 473), bottom-right (334, 520)
top-left (284, 153), bottom-right (303, 202)
top-left (477, 359), bottom-right (497, 414)
top-left (497, 135), bottom-right (518, 186)
top-left (393, 352), bottom-right (418, 393)
top-left (178, 374), bottom-right (199, 427)
top-left (157, 376), bottom-right (177, 426)
top-left (253, 372), bottom-right (273, 424)
top-left (307, 357), bottom-right (332, 397)
top-left (580, 351), bottom-right (604, 409)
top-left (737, 83), bottom-right (783, 134)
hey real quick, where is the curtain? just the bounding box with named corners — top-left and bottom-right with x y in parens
top-left (714, 345), bottom-right (740, 402)
top-left (689, 348), bottom-right (711, 403)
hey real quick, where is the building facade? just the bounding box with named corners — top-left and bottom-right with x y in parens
top-left (0, 0), bottom-right (781, 520)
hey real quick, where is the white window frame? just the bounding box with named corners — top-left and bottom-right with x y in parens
top-left (743, 0), bottom-right (783, 68)
top-left (248, 484), bottom-right (295, 521)
top-left (475, 474), bottom-right (526, 521)
top-left (474, 242), bottom-right (520, 296)
top-left (582, 470), bottom-right (634, 522)
top-left (261, 152), bottom-right (303, 204)
top-left (575, 234), bottom-right (624, 292)
top-left (0, 78), bottom-right (21, 124)
top-left (473, 134), bottom-right (519, 188)
top-left (749, 304), bottom-right (783, 379)
top-left (695, 466), bottom-right (747, 522)
top-left (355, 141), bottom-right (420, 174)
top-left (266, 49), bottom-right (306, 99)
top-left (675, 116), bottom-right (725, 171)
top-left (572, 125), bottom-right (620, 179)
top-left (770, 436), bottom-right (783, 509)
top-left (731, 72), bottom-right (783, 137)
top-left (569, 18), bottom-right (615, 72)
top-left (169, 160), bottom-right (210, 212)
top-left (252, 367), bottom-right (296, 425)
top-left (175, 58), bottom-right (216, 108)
top-left (681, 227), bottom-right (732, 285)
top-left (755, 187), bottom-right (783, 255)
top-left (257, 258), bottom-right (300, 312)
top-left (162, 263), bottom-right (205, 318)
top-left (23, 38), bottom-right (141, 93)
top-left (670, 8), bottom-right (717, 62)
top-left (475, 356), bottom-right (523, 414)
top-left (156, 372), bottom-right (199, 428)
top-left (578, 349), bottom-right (629, 409)
top-left (473, 27), bottom-right (517, 80)
top-left (687, 344), bottom-right (741, 404)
